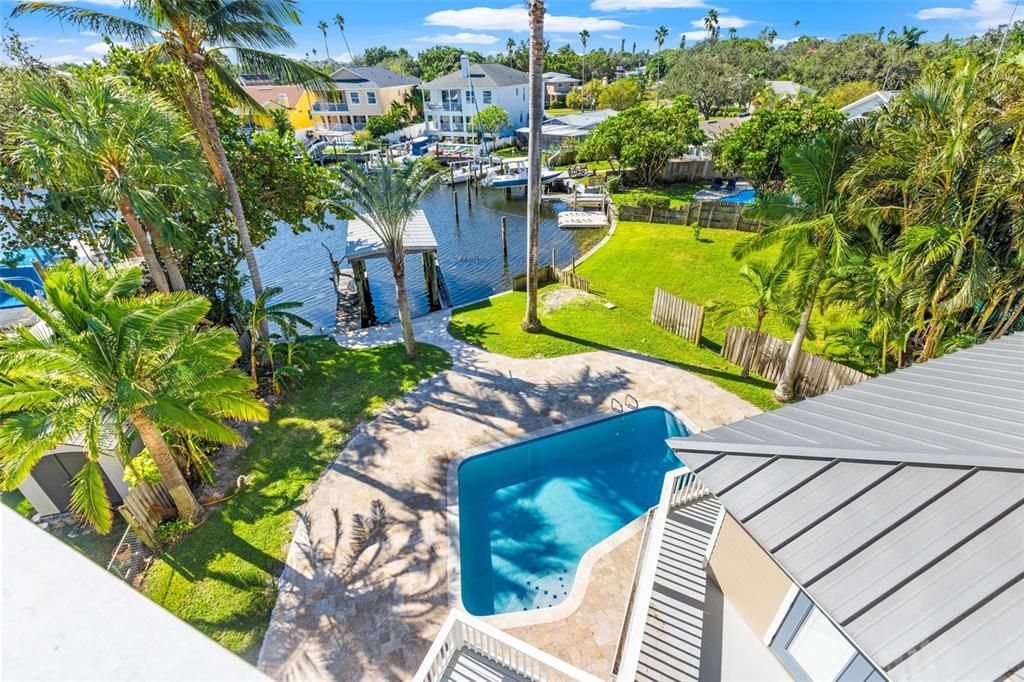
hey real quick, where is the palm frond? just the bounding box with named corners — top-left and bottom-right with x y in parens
top-left (11, 2), bottom-right (156, 44)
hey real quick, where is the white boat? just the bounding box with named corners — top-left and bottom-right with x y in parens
top-left (481, 162), bottom-right (563, 188)
top-left (442, 165), bottom-right (476, 185)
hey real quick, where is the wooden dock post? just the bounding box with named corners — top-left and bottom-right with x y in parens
top-left (422, 252), bottom-right (441, 311)
top-left (467, 178), bottom-right (473, 208)
top-left (505, 187), bottom-right (513, 200)
top-left (551, 248), bottom-right (556, 271)
top-left (501, 217), bottom-right (508, 259)
top-left (351, 259), bottom-right (374, 328)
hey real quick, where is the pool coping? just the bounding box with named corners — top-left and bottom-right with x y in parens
top-left (445, 400), bottom-right (691, 630)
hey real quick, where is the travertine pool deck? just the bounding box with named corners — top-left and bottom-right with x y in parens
top-left (257, 310), bottom-right (760, 681)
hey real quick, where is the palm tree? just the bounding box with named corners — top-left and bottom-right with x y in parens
top-left (766, 28), bottom-right (778, 46)
top-left (704, 9), bottom-right (720, 39)
top-left (679, 35), bottom-right (686, 49)
top-left (794, 19), bottom-right (801, 31)
top-left (238, 286), bottom-right (311, 383)
top-left (330, 158), bottom-right (440, 358)
top-left (734, 131), bottom-right (862, 402)
top-left (654, 25), bottom-right (668, 80)
top-left (11, 76), bottom-right (206, 294)
top-left (728, 27), bottom-right (737, 40)
top-left (720, 262), bottom-right (798, 378)
top-left (507, 37), bottom-right (516, 65)
top-left (579, 28), bottom-right (590, 110)
top-left (318, 19), bottom-right (331, 61)
top-left (842, 64), bottom-right (1021, 360)
top-left (523, 0), bottom-right (546, 333)
top-left (14, 0), bottom-right (330, 322)
top-left (334, 14), bottom-right (354, 63)
top-left (0, 263), bottom-right (267, 531)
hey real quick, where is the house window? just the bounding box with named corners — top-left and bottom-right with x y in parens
top-left (770, 593), bottom-right (883, 682)
top-left (424, 90), bottom-right (431, 102)
top-left (515, 87), bottom-right (519, 96)
top-left (350, 91), bottom-right (360, 104)
top-left (483, 90), bottom-right (492, 104)
top-left (466, 89), bottom-right (475, 103)
top-left (367, 91), bottom-right (377, 105)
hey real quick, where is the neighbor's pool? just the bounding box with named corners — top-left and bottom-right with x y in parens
top-left (720, 188), bottom-right (757, 203)
top-left (457, 406), bottom-right (687, 616)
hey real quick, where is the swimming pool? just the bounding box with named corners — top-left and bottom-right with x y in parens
top-left (720, 188), bottom-right (757, 203)
top-left (457, 406), bottom-right (688, 617)
top-left (0, 248), bottom-right (53, 309)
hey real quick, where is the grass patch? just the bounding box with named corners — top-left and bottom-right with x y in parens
top-left (611, 182), bottom-right (706, 208)
top-left (450, 221), bottom-right (849, 411)
top-left (553, 159), bottom-right (618, 173)
top-left (544, 107), bottom-right (576, 117)
top-left (492, 147), bottom-right (526, 158)
top-left (141, 338), bottom-right (451, 660)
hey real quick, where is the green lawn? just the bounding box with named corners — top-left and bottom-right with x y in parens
top-left (492, 146), bottom-right (526, 158)
top-left (612, 182), bottom-right (707, 208)
top-left (553, 159), bottom-right (618, 173)
top-left (544, 107), bottom-right (576, 117)
top-left (141, 338), bottom-right (451, 661)
top-left (450, 221), bottom-right (848, 411)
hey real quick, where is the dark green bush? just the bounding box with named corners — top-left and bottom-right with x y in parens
top-left (632, 192), bottom-right (671, 209)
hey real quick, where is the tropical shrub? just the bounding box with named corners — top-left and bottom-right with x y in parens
top-left (632, 192), bottom-right (671, 209)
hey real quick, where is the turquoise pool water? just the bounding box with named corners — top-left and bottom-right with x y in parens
top-left (457, 407), bottom-right (687, 616)
top-left (721, 189), bottom-right (757, 203)
top-left (0, 248), bottom-right (54, 309)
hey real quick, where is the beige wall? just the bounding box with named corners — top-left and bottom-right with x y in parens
top-left (707, 513), bottom-right (795, 641)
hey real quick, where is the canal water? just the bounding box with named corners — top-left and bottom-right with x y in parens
top-left (247, 183), bottom-right (596, 332)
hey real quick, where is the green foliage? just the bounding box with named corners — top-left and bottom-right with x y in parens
top-left (566, 79), bottom-right (605, 110)
top-left (0, 263), bottom-right (268, 532)
top-left (662, 51), bottom-right (762, 119)
top-left (155, 519), bottom-right (194, 545)
top-left (544, 44), bottom-right (582, 78)
top-left (124, 451), bottom-right (162, 487)
top-left (470, 104), bottom-right (512, 142)
top-left (632, 192), bottom-right (671, 209)
top-left (364, 113), bottom-right (402, 139)
top-left (713, 99), bottom-right (845, 192)
top-left (597, 78), bottom-right (643, 111)
top-left (141, 338), bottom-right (451, 657)
top-left (822, 80), bottom-right (878, 108)
top-left (416, 46), bottom-right (485, 82)
top-left (578, 96), bottom-right (704, 186)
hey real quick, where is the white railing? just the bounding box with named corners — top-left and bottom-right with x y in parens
top-left (414, 610), bottom-right (601, 682)
top-left (615, 467), bottom-right (711, 680)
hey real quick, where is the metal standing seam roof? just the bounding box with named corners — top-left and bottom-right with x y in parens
top-left (668, 334), bottom-right (1024, 681)
top-left (344, 209), bottom-right (438, 262)
top-left (421, 63), bottom-right (528, 90)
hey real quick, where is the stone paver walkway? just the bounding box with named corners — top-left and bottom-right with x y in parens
top-left (257, 309), bottom-right (760, 681)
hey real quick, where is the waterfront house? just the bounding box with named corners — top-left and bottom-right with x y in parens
top-left (240, 84), bottom-right (315, 130)
top-left (415, 334), bottom-right (1024, 681)
top-left (420, 63), bottom-right (529, 143)
top-left (312, 66), bottom-right (420, 134)
top-left (543, 72), bottom-right (580, 106)
top-left (515, 108), bottom-right (618, 148)
top-left (767, 80), bottom-right (816, 100)
top-left (840, 90), bottom-right (900, 120)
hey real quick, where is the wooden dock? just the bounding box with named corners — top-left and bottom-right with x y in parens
top-left (558, 211), bottom-right (610, 229)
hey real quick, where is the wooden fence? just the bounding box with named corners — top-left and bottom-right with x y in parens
top-left (118, 480), bottom-right (175, 548)
top-left (618, 200), bottom-right (763, 232)
top-left (658, 158), bottom-right (716, 184)
top-left (511, 265), bottom-right (591, 294)
top-left (650, 288), bottom-right (705, 345)
top-left (722, 326), bottom-right (869, 398)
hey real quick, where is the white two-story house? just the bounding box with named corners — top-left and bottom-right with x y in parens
top-left (312, 66), bottom-right (420, 133)
top-left (421, 63), bottom-right (529, 143)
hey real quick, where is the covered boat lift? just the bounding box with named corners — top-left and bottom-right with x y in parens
top-left (344, 209), bottom-right (449, 328)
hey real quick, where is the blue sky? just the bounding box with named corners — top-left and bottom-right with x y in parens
top-left (7, 0), bottom-right (1022, 65)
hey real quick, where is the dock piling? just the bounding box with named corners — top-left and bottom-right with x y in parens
top-left (501, 217), bottom-right (508, 259)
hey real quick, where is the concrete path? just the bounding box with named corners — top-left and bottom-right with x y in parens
top-left (257, 309), bottom-right (759, 681)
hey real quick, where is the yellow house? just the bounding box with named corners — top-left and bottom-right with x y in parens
top-left (311, 66), bottom-right (420, 133)
top-left (241, 84), bottom-right (315, 130)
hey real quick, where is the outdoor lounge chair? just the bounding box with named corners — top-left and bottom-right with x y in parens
top-left (724, 178), bottom-right (737, 192)
top-left (710, 177), bottom-right (724, 190)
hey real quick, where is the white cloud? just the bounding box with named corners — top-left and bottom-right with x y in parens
top-left (83, 40), bottom-right (127, 55)
top-left (915, 0), bottom-right (1020, 29)
top-left (424, 6), bottom-right (628, 34)
top-left (413, 32), bottom-right (500, 45)
top-left (23, 36), bottom-right (41, 43)
top-left (42, 53), bottom-right (88, 65)
top-left (591, 0), bottom-right (706, 9)
top-left (679, 30), bottom-right (709, 42)
top-left (81, 31), bottom-right (99, 37)
top-left (689, 15), bottom-right (752, 29)
top-left (55, 38), bottom-right (79, 44)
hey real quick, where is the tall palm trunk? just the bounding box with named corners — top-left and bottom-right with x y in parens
top-left (390, 256), bottom-right (417, 358)
top-left (116, 197), bottom-right (170, 294)
top-left (131, 411), bottom-right (205, 523)
top-left (742, 309), bottom-right (766, 379)
top-left (521, 0), bottom-right (545, 334)
top-left (189, 66), bottom-right (269, 335)
top-left (775, 291), bottom-right (815, 402)
top-left (148, 227), bottom-right (187, 291)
